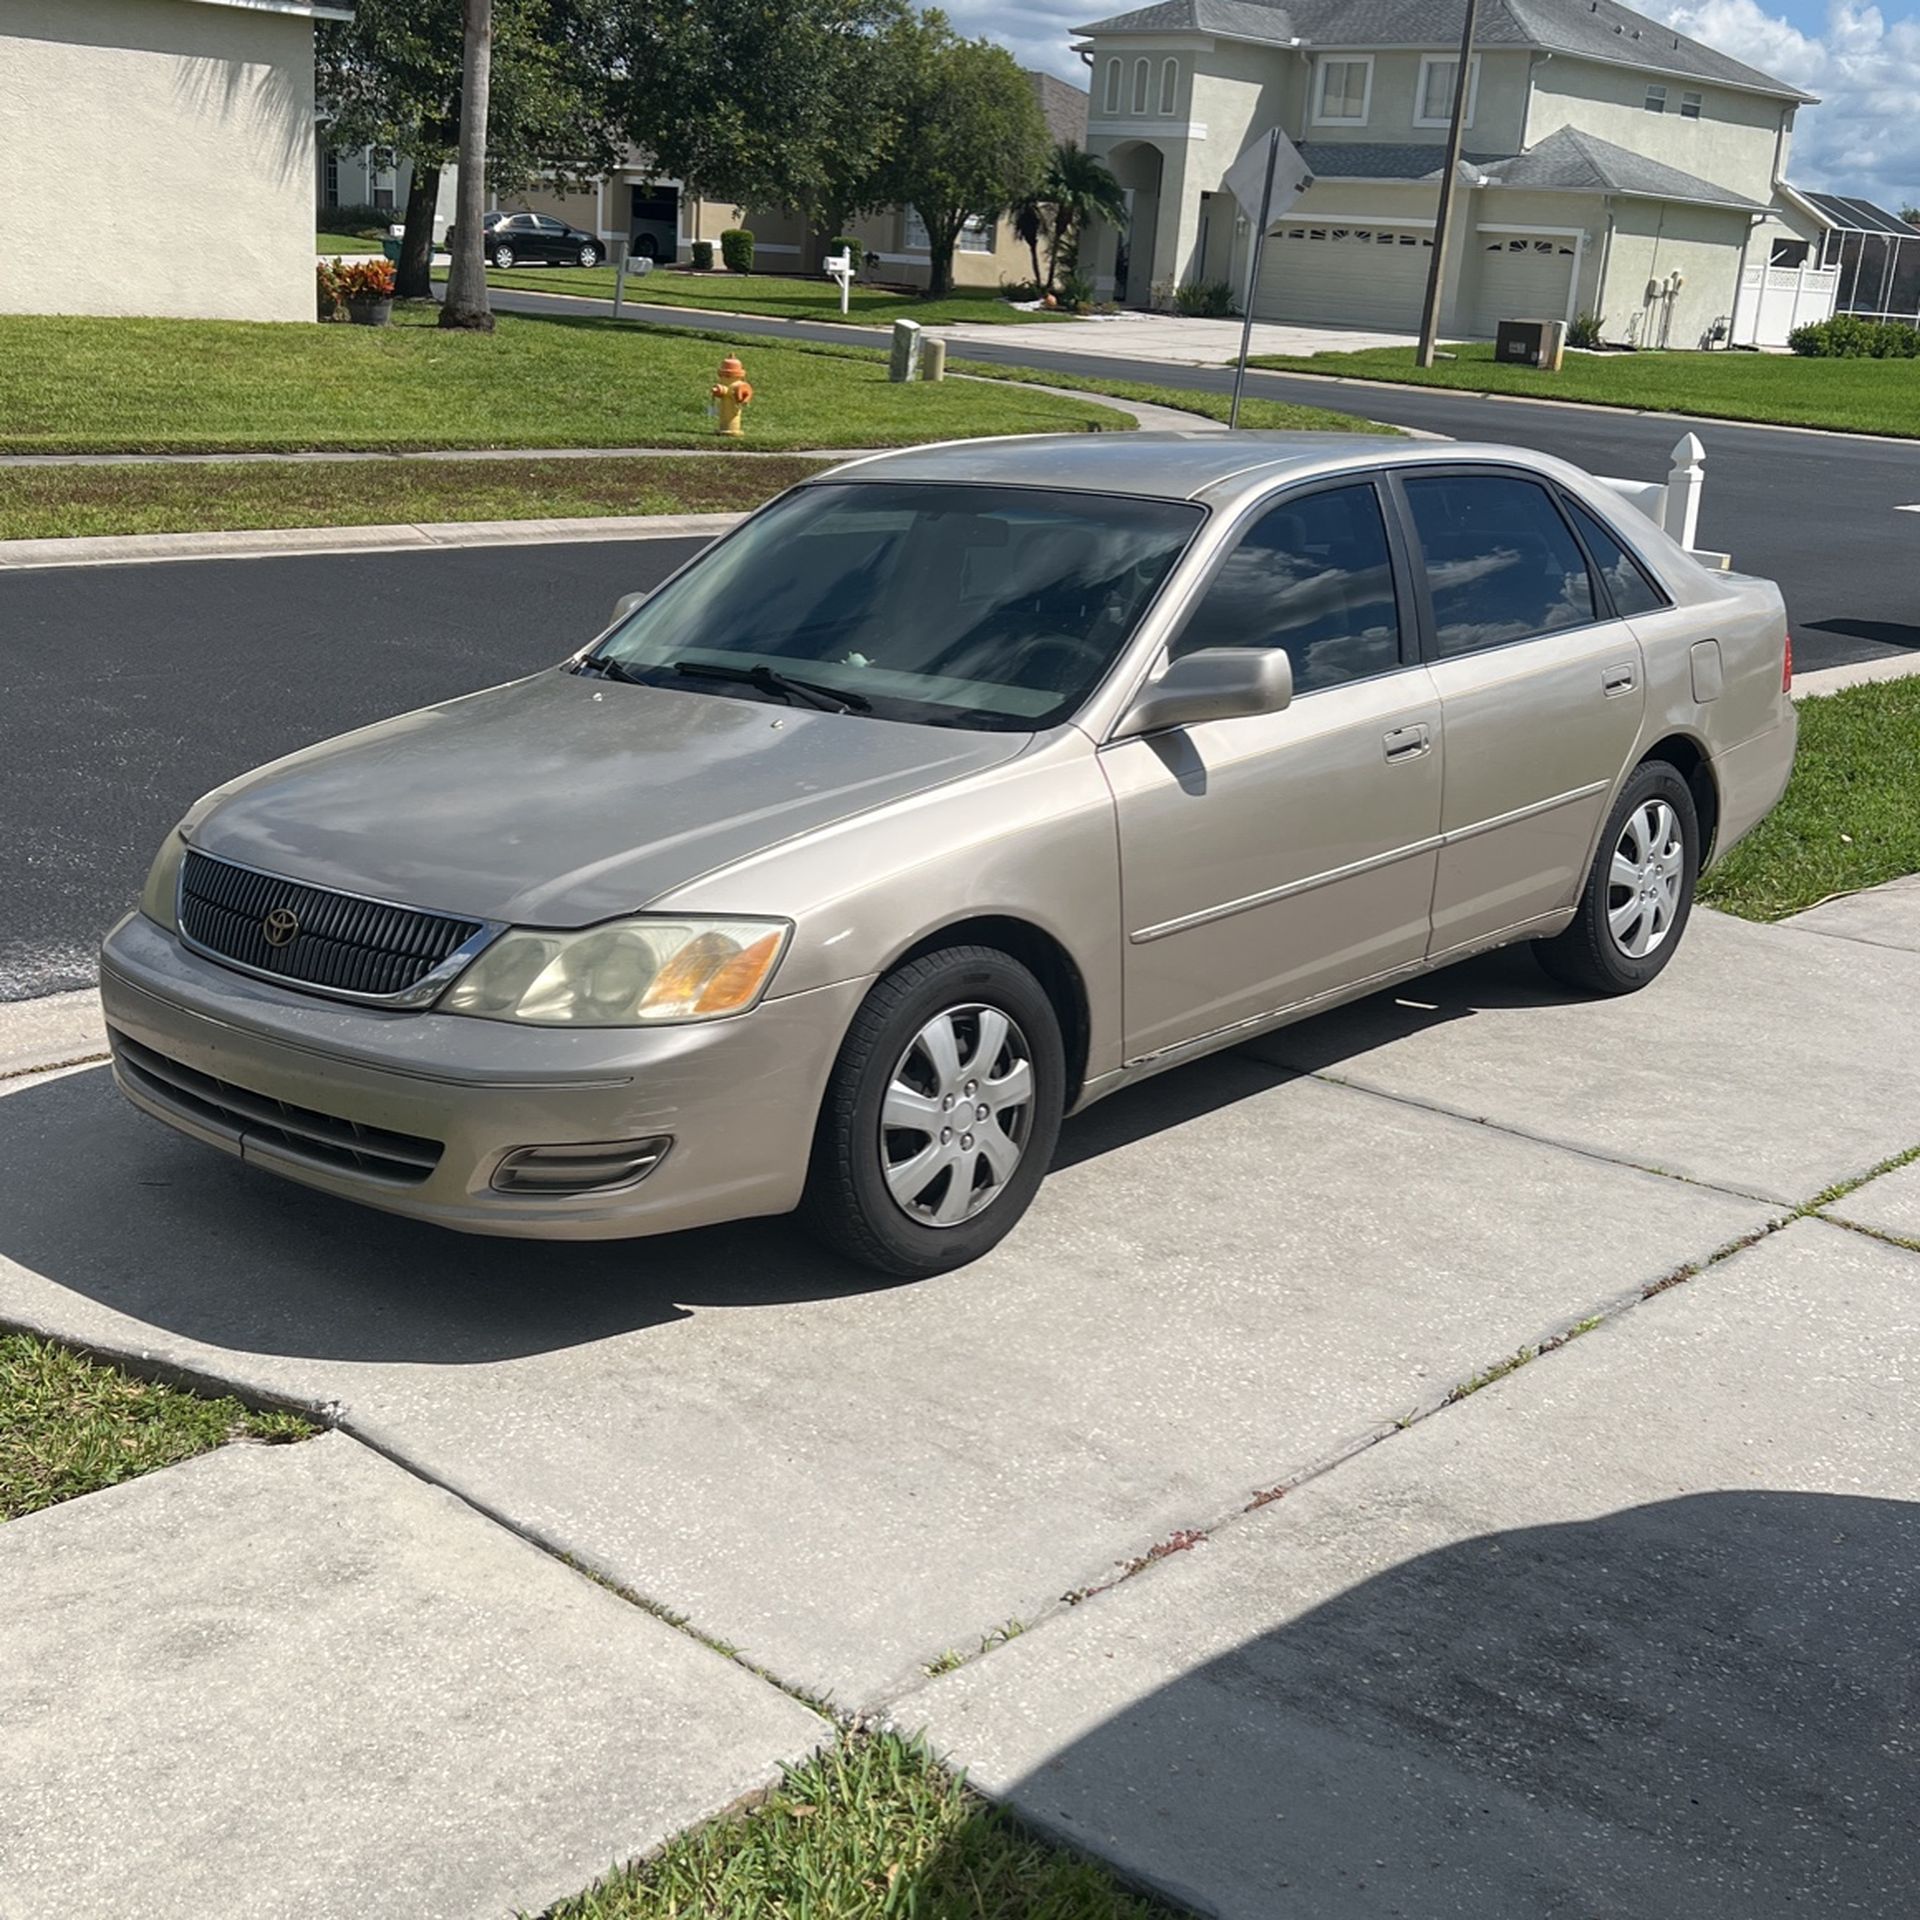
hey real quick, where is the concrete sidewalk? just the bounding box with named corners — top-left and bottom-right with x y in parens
top-left (4, 887), bottom-right (1917, 1912)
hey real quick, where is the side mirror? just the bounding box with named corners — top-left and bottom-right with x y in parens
top-left (609, 588), bottom-right (649, 626)
top-left (1112, 647), bottom-right (1293, 740)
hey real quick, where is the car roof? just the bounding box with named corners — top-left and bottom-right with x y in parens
top-left (821, 431), bottom-right (1581, 510)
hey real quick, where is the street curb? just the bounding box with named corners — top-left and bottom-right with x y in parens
top-left (0, 989), bottom-right (107, 1080)
top-left (0, 512), bottom-right (748, 572)
top-left (1792, 655), bottom-right (1920, 701)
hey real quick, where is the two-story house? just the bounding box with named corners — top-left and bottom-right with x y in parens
top-left (1073, 0), bottom-right (1826, 347)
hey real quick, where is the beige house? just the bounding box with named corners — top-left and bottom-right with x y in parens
top-left (0, 0), bottom-right (347, 323)
top-left (1074, 0), bottom-right (1833, 346)
top-left (507, 71), bottom-right (1089, 293)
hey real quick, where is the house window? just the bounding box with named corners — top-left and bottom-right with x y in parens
top-left (1159, 59), bottom-right (1178, 114)
top-left (958, 217), bottom-right (994, 253)
top-left (1681, 90), bottom-right (1703, 118)
top-left (323, 152), bottom-right (339, 205)
top-left (1103, 59), bottom-right (1120, 114)
top-left (1132, 59), bottom-right (1150, 114)
top-left (1313, 56), bottom-right (1372, 125)
top-left (1415, 54), bottom-right (1479, 127)
top-left (1645, 84), bottom-right (1667, 112)
top-left (902, 208), bottom-right (929, 252)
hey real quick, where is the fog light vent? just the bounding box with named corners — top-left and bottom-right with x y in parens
top-left (491, 1137), bottom-right (672, 1195)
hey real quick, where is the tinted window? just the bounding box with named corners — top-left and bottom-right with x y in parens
top-left (1173, 483), bottom-right (1402, 694)
top-left (593, 482), bottom-right (1202, 731)
top-left (1403, 474), bottom-right (1597, 657)
top-left (1565, 497), bottom-right (1669, 617)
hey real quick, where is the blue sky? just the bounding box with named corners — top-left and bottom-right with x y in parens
top-left (943, 0), bottom-right (1920, 209)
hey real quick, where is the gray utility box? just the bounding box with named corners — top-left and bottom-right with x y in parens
top-left (1495, 317), bottom-right (1567, 370)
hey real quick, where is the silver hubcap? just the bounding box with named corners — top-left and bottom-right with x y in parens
top-left (1607, 798), bottom-right (1685, 958)
top-left (496, 248), bottom-right (512, 268)
top-left (881, 1004), bottom-right (1034, 1228)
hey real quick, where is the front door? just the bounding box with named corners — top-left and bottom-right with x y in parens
top-left (1102, 480), bottom-right (1444, 1064)
top-left (1394, 468), bottom-right (1648, 954)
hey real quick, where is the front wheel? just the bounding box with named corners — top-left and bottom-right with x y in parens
top-left (491, 244), bottom-right (514, 269)
top-left (802, 946), bottom-right (1065, 1276)
top-left (1535, 759), bottom-right (1700, 995)
top-left (577, 244), bottom-right (599, 268)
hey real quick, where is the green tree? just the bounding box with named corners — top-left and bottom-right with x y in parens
top-left (1041, 143), bottom-right (1125, 290)
top-left (869, 14), bottom-right (1047, 298)
top-left (318, 0), bottom-right (615, 303)
top-left (600, 0), bottom-right (911, 246)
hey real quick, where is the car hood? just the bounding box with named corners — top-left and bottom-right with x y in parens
top-left (188, 670), bottom-right (1029, 927)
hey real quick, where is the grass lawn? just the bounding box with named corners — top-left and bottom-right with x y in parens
top-left (1247, 341), bottom-right (1920, 437)
top-left (0, 307), bottom-right (1125, 455)
top-left (1701, 679), bottom-right (1920, 919)
top-left (463, 263), bottom-right (1074, 329)
top-left (0, 1332), bottom-right (309, 1522)
top-left (0, 454), bottom-right (826, 540)
top-left (547, 1731), bottom-right (1174, 1920)
top-left (317, 231), bottom-right (385, 255)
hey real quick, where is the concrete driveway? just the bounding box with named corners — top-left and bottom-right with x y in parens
top-left (3, 895), bottom-right (1918, 1914)
top-left (937, 310), bottom-right (1419, 365)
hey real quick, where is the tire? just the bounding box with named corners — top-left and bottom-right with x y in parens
top-left (1535, 758), bottom-right (1700, 996)
top-left (492, 244), bottom-right (514, 269)
top-left (802, 945), bottom-right (1065, 1277)
top-left (634, 234), bottom-right (659, 260)
top-left (577, 245), bottom-right (599, 268)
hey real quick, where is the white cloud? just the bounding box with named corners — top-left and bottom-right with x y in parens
top-left (942, 0), bottom-right (1920, 209)
top-left (1645, 1), bottom-right (1920, 208)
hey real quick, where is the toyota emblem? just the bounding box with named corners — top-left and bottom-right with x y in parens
top-left (262, 906), bottom-right (300, 949)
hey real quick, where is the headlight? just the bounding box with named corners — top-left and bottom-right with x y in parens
top-left (438, 916), bottom-right (791, 1026)
top-left (140, 831), bottom-right (187, 932)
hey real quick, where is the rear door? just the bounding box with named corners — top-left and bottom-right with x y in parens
top-left (1102, 478), bottom-right (1443, 1063)
top-left (1395, 466), bottom-right (1646, 956)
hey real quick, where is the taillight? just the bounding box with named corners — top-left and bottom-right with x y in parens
top-left (1783, 632), bottom-right (1793, 692)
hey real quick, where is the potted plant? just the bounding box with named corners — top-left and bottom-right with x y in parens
top-left (335, 256), bottom-right (396, 327)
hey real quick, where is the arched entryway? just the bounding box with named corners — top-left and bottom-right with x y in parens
top-left (1087, 140), bottom-right (1166, 308)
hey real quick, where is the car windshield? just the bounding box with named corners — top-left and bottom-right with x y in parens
top-left (583, 481), bottom-right (1205, 730)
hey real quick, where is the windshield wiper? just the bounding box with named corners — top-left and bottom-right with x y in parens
top-left (571, 653), bottom-right (649, 685)
top-left (672, 659), bottom-right (870, 714)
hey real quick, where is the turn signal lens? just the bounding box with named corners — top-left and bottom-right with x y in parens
top-left (140, 831), bottom-right (188, 933)
top-left (439, 916), bottom-right (790, 1026)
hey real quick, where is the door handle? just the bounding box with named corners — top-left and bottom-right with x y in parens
top-left (1382, 723), bottom-right (1432, 763)
top-left (1603, 662), bottom-right (1637, 696)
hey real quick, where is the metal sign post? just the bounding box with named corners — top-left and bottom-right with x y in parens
top-left (1229, 132), bottom-right (1279, 430)
top-left (1223, 127), bottom-right (1313, 428)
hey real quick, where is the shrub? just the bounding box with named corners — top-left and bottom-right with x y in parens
top-left (1789, 313), bottom-right (1920, 357)
top-left (1173, 278), bottom-right (1237, 318)
top-left (827, 235), bottom-right (863, 270)
top-left (690, 239), bottom-right (714, 271)
top-left (1567, 311), bottom-right (1606, 349)
top-left (1057, 270), bottom-right (1094, 314)
top-left (333, 256), bottom-right (396, 300)
top-left (319, 202), bottom-right (395, 235)
top-left (316, 260), bottom-right (345, 321)
top-left (1000, 277), bottom-right (1043, 302)
top-left (719, 228), bottom-right (754, 273)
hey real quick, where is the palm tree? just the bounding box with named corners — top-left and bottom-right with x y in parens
top-left (1010, 191), bottom-right (1049, 291)
top-left (1043, 142), bottom-right (1126, 290)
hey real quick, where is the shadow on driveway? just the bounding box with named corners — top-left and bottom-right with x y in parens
top-left (908, 1491), bottom-right (1920, 1918)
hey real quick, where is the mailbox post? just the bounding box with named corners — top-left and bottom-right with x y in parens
top-left (825, 248), bottom-right (855, 317)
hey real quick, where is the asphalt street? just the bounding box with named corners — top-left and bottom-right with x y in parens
top-left (492, 285), bottom-right (1920, 667)
top-left (0, 538), bottom-right (703, 1000)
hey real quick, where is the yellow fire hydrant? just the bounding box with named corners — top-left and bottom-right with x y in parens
top-left (710, 355), bottom-right (753, 437)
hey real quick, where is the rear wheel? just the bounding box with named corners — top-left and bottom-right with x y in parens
top-left (802, 946), bottom-right (1064, 1276)
top-left (1535, 759), bottom-right (1699, 995)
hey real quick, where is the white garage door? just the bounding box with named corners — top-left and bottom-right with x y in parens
top-left (1469, 233), bottom-right (1577, 337)
top-left (1254, 223), bottom-right (1434, 330)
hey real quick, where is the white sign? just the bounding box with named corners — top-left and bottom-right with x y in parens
top-left (1224, 129), bottom-right (1315, 233)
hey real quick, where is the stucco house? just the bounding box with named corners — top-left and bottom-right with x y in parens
top-left (0, 0), bottom-right (348, 323)
top-left (1074, 0), bottom-right (1832, 346)
top-left (504, 71), bottom-right (1090, 293)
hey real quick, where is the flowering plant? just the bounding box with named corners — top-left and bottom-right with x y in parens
top-left (333, 256), bottom-right (396, 300)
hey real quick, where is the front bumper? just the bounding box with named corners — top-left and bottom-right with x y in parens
top-left (99, 912), bottom-right (869, 1240)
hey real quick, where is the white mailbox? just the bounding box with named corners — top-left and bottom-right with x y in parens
top-left (825, 248), bottom-right (855, 316)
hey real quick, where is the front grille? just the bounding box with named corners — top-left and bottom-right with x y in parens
top-left (113, 1031), bottom-right (444, 1186)
top-left (179, 850), bottom-right (484, 1000)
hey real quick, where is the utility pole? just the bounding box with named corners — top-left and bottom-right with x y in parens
top-left (1415, 0), bottom-right (1478, 367)
top-left (439, 0), bottom-right (494, 332)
